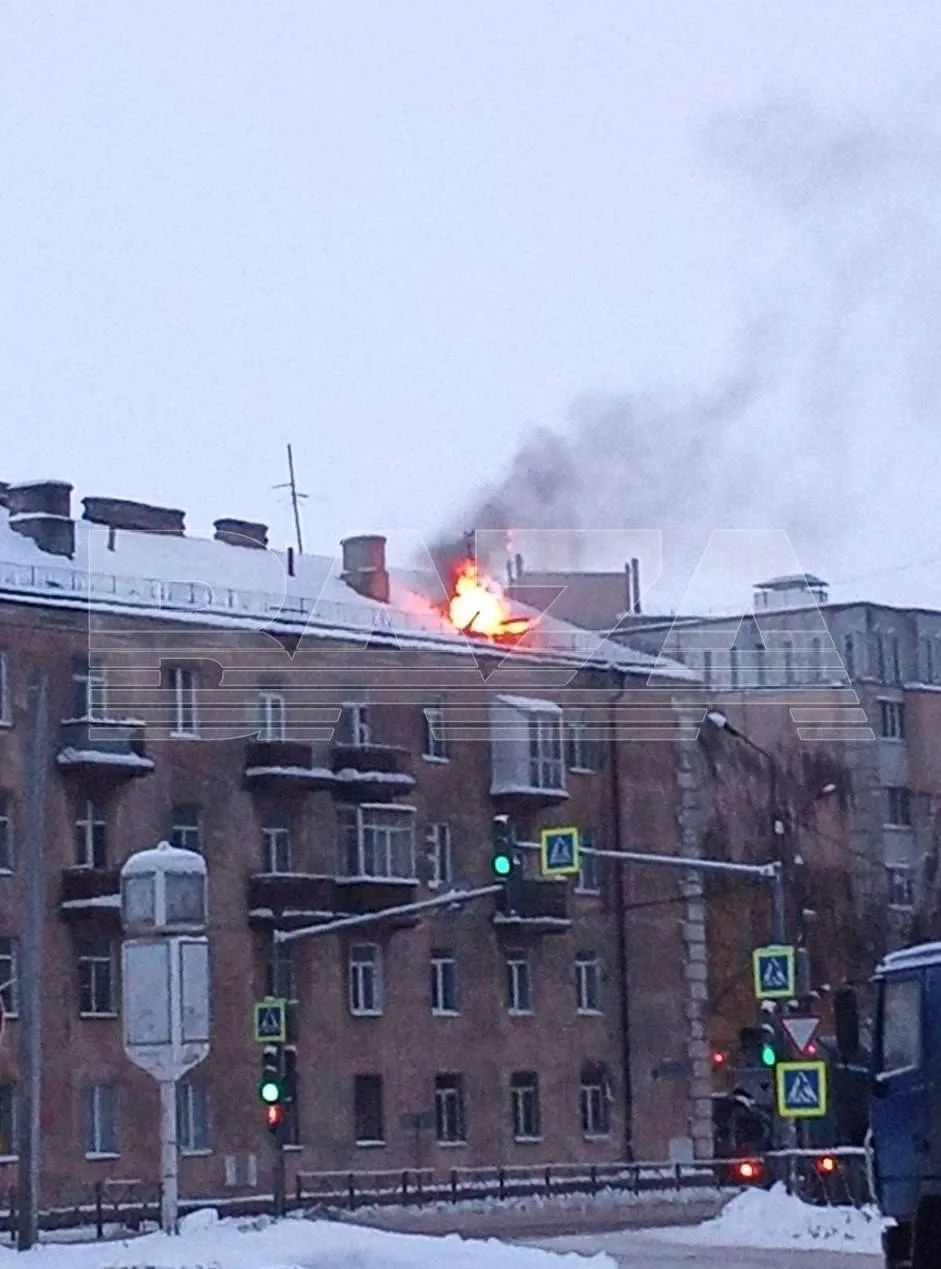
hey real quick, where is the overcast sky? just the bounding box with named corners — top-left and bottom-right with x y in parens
top-left (4, 3), bottom-right (941, 613)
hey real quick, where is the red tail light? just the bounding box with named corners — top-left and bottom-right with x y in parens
top-left (733, 1159), bottom-right (764, 1184)
top-left (815, 1154), bottom-right (838, 1176)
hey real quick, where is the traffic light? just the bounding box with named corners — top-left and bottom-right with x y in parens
top-left (731, 1158), bottom-right (764, 1185)
top-left (264, 1103), bottom-right (284, 1134)
top-left (259, 1045), bottom-right (283, 1106)
top-left (814, 1153), bottom-right (838, 1177)
top-left (760, 1020), bottom-right (777, 1067)
top-left (490, 815), bottom-right (515, 878)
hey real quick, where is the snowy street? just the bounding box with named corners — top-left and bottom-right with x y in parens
top-left (531, 1231), bottom-right (881, 1268)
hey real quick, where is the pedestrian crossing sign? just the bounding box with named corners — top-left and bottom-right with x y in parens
top-left (776, 1060), bottom-right (828, 1118)
top-left (540, 827), bottom-right (581, 877)
top-left (752, 944), bottom-right (796, 1000)
top-left (253, 998), bottom-right (287, 1044)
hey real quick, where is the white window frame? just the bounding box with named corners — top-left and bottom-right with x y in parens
top-left (566, 711), bottom-right (595, 772)
top-left (77, 938), bottom-right (117, 1017)
top-left (528, 714), bottom-right (564, 791)
top-left (575, 953), bottom-right (602, 1014)
top-left (506, 952), bottom-right (533, 1015)
top-left (73, 658), bottom-right (108, 720)
top-left (0, 939), bottom-right (18, 1019)
top-left (0, 651), bottom-right (9, 725)
top-left (879, 700), bottom-right (906, 742)
top-left (340, 700), bottom-right (371, 747)
top-left (0, 794), bottom-right (13, 873)
top-left (258, 691), bottom-right (287, 741)
top-left (426, 822), bottom-right (452, 888)
top-left (171, 667), bottom-right (199, 737)
top-left (75, 799), bottom-right (107, 869)
top-left (338, 804), bottom-right (417, 881)
top-left (178, 1079), bottom-right (210, 1154)
top-left (171, 804), bottom-right (202, 853)
top-left (510, 1072), bottom-right (541, 1141)
top-left (262, 823), bottom-right (292, 874)
top-left (887, 865), bottom-right (915, 912)
top-left (349, 944), bottom-right (383, 1017)
top-left (575, 836), bottom-right (601, 895)
top-left (580, 1079), bottom-right (610, 1137)
top-left (434, 1074), bottom-right (466, 1144)
top-left (422, 699), bottom-right (448, 761)
top-left (431, 951), bottom-right (459, 1016)
top-left (885, 786), bottom-right (912, 828)
top-left (84, 1084), bottom-right (117, 1157)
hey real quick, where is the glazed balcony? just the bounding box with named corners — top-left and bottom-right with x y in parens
top-left (493, 878), bottom-right (571, 934)
top-left (59, 866), bottom-right (122, 926)
top-left (246, 872), bottom-right (338, 930)
top-left (243, 741), bottom-right (338, 793)
top-left (329, 743), bottom-right (415, 800)
top-left (56, 718), bottom-right (154, 778)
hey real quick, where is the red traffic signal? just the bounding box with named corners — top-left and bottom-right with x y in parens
top-left (814, 1154), bottom-right (838, 1176)
top-left (265, 1103), bottom-right (284, 1131)
top-left (711, 1050), bottom-right (727, 1069)
top-left (732, 1159), bottom-right (764, 1184)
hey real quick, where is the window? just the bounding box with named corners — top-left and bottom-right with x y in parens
top-left (266, 942), bottom-right (296, 1003)
top-left (576, 833), bottom-right (601, 895)
top-left (0, 651), bottom-right (8, 724)
top-left (165, 873), bottom-right (204, 924)
top-left (756, 647), bottom-right (767, 689)
top-left (258, 692), bottom-right (286, 741)
top-left (510, 1072), bottom-right (541, 1141)
top-left (282, 1047), bottom-right (300, 1145)
top-left (178, 1080), bottom-right (210, 1153)
top-left (72, 657), bottom-right (107, 719)
top-left (580, 1066), bottom-right (611, 1137)
top-left (338, 805), bottom-right (416, 880)
top-left (878, 977), bottom-right (921, 1077)
top-left (354, 1074), bottom-right (385, 1145)
top-left (887, 865), bottom-right (915, 911)
top-left (879, 701), bottom-right (906, 741)
top-left (426, 822), bottom-right (452, 887)
top-left (262, 820), bottom-right (292, 873)
top-left (0, 1085), bottom-right (16, 1157)
top-left (434, 1074), bottom-right (466, 1144)
top-left (575, 952), bottom-right (602, 1014)
top-left (169, 804), bottom-right (202, 853)
top-left (875, 635), bottom-right (887, 683)
top-left (921, 636), bottom-right (935, 684)
top-left (886, 787), bottom-right (912, 828)
top-left (810, 637), bottom-right (823, 683)
top-left (702, 649), bottom-right (713, 684)
top-left (170, 667), bottom-right (198, 736)
top-left (75, 800), bottom-right (107, 869)
top-left (0, 940), bottom-right (17, 1018)
top-left (528, 715), bottom-right (564, 790)
top-left (729, 648), bottom-right (740, 689)
top-left (422, 698), bottom-right (448, 760)
top-left (77, 937), bottom-right (116, 1016)
top-left (506, 952), bottom-right (533, 1014)
top-left (83, 1084), bottom-right (117, 1156)
top-left (783, 641), bottom-right (794, 686)
top-left (431, 950), bottom-right (458, 1015)
top-left (0, 795), bottom-right (12, 872)
top-left (889, 634), bottom-right (902, 684)
top-left (349, 944), bottom-right (383, 1016)
top-left (566, 711), bottom-right (596, 771)
top-left (843, 633), bottom-right (856, 681)
top-left (339, 700), bottom-right (371, 747)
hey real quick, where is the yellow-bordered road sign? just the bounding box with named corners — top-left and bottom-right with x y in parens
top-left (253, 998), bottom-right (287, 1044)
top-left (540, 827), bottom-right (580, 876)
top-left (776, 1060), bottom-right (828, 1119)
top-left (752, 944), bottom-right (796, 1000)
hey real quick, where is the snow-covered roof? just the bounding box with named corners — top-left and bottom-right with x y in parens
top-left (875, 942), bottom-right (941, 976)
top-left (0, 507), bottom-right (697, 681)
top-left (494, 694), bottom-right (563, 715)
top-left (121, 840), bottom-right (206, 876)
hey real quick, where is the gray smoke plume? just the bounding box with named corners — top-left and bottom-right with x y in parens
top-left (431, 91), bottom-right (941, 607)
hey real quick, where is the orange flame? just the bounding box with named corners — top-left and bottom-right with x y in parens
top-left (448, 561), bottom-right (531, 639)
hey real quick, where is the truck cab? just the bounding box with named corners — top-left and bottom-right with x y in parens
top-left (871, 941), bottom-right (941, 1268)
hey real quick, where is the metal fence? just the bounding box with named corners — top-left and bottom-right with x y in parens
top-left (0, 1149), bottom-right (875, 1240)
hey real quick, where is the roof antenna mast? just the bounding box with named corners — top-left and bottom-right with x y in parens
top-left (273, 443), bottom-right (308, 555)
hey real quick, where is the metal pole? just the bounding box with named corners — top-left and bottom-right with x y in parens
top-left (275, 884), bottom-right (502, 945)
top-left (159, 1080), bottom-right (179, 1234)
top-left (770, 862), bottom-right (787, 945)
top-left (17, 673), bottom-right (47, 1251)
top-left (273, 1115), bottom-right (286, 1218)
top-left (286, 444), bottom-right (304, 555)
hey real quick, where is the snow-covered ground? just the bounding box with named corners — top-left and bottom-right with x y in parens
top-left (340, 1182), bottom-right (725, 1219)
top-left (647, 1184), bottom-right (888, 1256)
top-left (0, 1208), bottom-right (616, 1269)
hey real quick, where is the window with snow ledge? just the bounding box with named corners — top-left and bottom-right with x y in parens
top-left (77, 936), bottom-right (117, 1016)
top-left (490, 696), bottom-right (567, 797)
top-left (0, 651), bottom-right (9, 726)
top-left (349, 944), bottom-right (383, 1016)
top-left (0, 939), bottom-right (18, 1018)
top-left (72, 657), bottom-right (107, 721)
top-left (422, 698), bottom-right (448, 761)
top-left (257, 691), bottom-right (287, 741)
top-left (75, 799), bottom-right (107, 869)
top-left (337, 805), bottom-right (416, 880)
top-left (167, 666), bottom-right (199, 737)
top-left (337, 698), bottom-right (371, 748)
top-left (261, 816), bottom-right (293, 873)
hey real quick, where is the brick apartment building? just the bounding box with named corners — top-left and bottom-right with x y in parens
top-left (0, 479), bottom-right (715, 1205)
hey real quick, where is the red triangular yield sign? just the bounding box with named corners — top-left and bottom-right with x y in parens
top-left (781, 1015), bottom-right (820, 1056)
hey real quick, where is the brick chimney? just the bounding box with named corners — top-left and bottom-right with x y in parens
top-left (7, 480), bottom-right (75, 557)
top-left (82, 497), bottom-right (185, 536)
top-left (213, 518), bottom-right (268, 549)
top-left (341, 534), bottom-right (390, 604)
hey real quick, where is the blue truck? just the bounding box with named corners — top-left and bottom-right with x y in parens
top-left (864, 941), bottom-right (941, 1268)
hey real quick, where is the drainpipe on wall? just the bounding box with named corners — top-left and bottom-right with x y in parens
top-left (608, 669), bottom-right (634, 1162)
top-left (673, 698), bottom-right (714, 1161)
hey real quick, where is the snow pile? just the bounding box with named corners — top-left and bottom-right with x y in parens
top-left (345, 1183), bottom-right (725, 1219)
top-left (649, 1183), bottom-right (888, 1255)
top-left (1, 1209), bottom-right (617, 1269)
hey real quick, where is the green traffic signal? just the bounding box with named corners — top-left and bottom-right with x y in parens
top-left (492, 853), bottom-right (512, 878)
top-left (259, 1078), bottom-right (281, 1104)
top-left (761, 1043), bottom-right (776, 1067)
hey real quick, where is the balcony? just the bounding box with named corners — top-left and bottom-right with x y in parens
top-left (59, 866), bottom-right (122, 926)
top-left (490, 695), bottom-right (569, 811)
top-left (330, 743), bottom-right (415, 800)
top-left (247, 872), bottom-right (338, 930)
top-left (493, 878), bottom-right (571, 934)
top-left (56, 718), bottom-right (154, 778)
top-left (334, 876), bottom-right (422, 930)
top-left (243, 741), bottom-right (338, 793)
